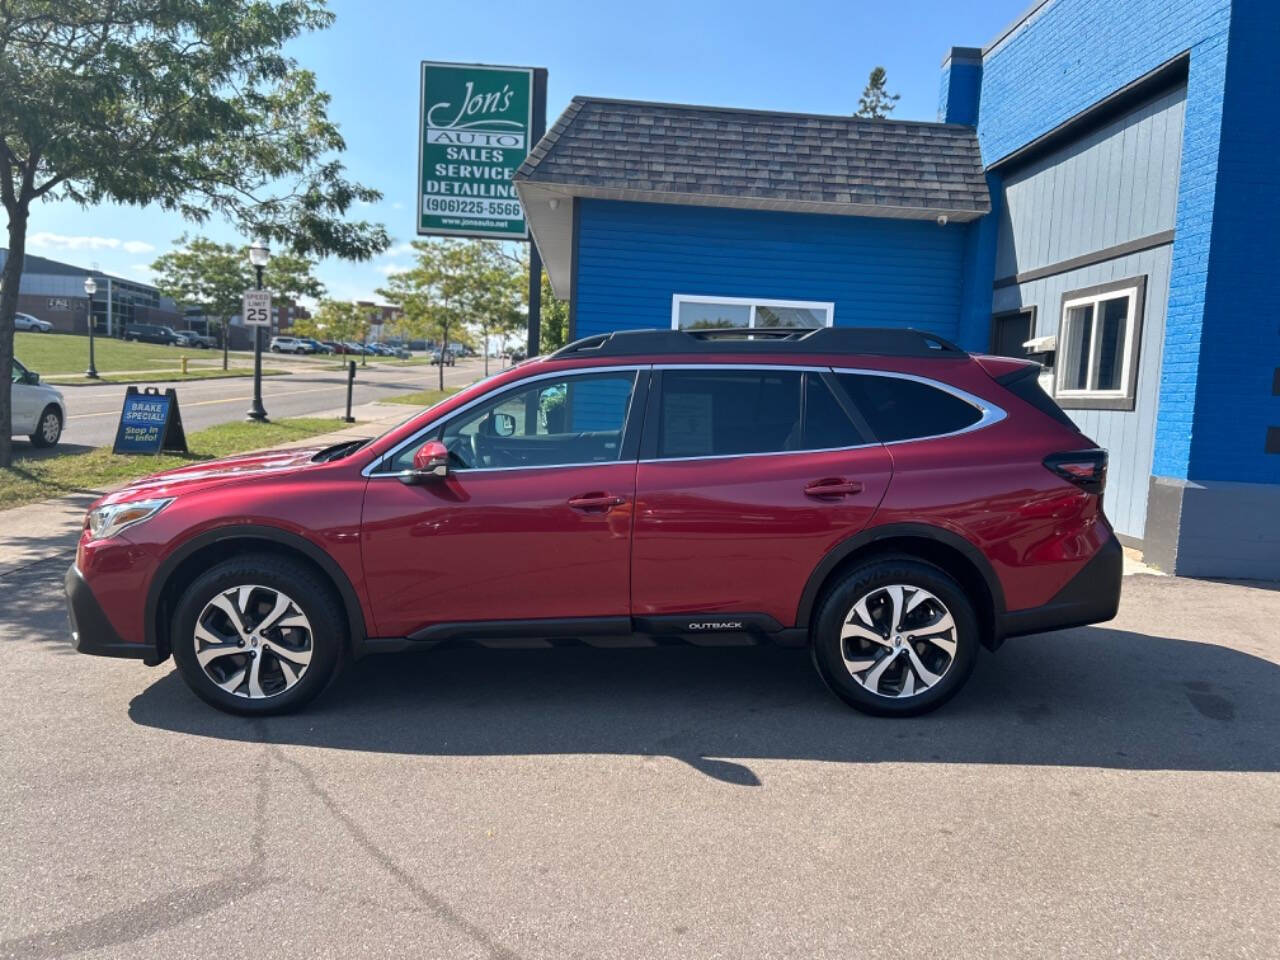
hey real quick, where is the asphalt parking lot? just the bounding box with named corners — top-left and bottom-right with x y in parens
top-left (1, 565), bottom-right (1277, 959)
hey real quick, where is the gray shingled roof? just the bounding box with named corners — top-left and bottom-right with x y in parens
top-left (515, 97), bottom-right (989, 217)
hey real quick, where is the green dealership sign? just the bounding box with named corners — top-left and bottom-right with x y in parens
top-left (418, 61), bottom-right (536, 240)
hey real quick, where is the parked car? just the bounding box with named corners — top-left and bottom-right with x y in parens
top-left (269, 336), bottom-right (313, 354)
top-left (65, 326), bottom-right (1121, 717)
top-left (173, 330), bottom-right (214, 349)
top-left (14, 312), bottom-right (53, 333)
top-left (10, 358), bottom-right (64, 447)
top-left (430, 348), bottom-right (455, 366)
top-left (296, 338), bottom-right (332, 354)
top-left (123, 323), bottom-right (180, 345)
top-left (342, 341), bottom-right (370, 355)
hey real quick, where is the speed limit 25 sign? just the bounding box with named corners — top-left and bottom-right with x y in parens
top-left (242, 290), bottom-right (272, 327)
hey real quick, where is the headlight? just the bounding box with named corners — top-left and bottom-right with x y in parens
top-left (85, 498), bottom-right (173, 541)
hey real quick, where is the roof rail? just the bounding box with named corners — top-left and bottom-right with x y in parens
top-left (547, 326), bottom-right (967, 360)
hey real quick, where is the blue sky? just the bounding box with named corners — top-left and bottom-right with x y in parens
top-left (31, 0), bottom-right (1027, 303)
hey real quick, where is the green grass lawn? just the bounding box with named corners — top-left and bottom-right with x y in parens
top-left (15, 331), bottom-right (254, 375)
top-left (44, 368), bottom-right (287, 386)
top-left (383, 387), bottom-right (461, 407)
top-left (0, 417), bottom-right (350, 510)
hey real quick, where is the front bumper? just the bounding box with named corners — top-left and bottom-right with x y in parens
top-left (65, 563), bottom-right (162, 665)
top-left (997, 532), bottom-right (1124, 640)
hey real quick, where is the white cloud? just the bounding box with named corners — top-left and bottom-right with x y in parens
top-left (391, 202), bottom-right (405, 210)
top-left (386, 242), bottom-right (416, 257)
top-left (28, 232), bottom-right (155, 255)
top-left (376, 262), bottom-right (410, 276)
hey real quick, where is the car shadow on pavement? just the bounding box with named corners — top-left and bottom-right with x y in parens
top-left (128, 625), bottom-right (1280, 785)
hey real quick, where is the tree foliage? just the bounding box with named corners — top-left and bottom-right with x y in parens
top-left (293, 299), bottom-right (369, 345)
top-left (151, 234), bottom-right (324, 367)
top-left (855, 67), bottom-right (901, 119)
top-left (539, 271), bottom-right (569, 354)
top-left (0, 0), bottom-right (387, 466)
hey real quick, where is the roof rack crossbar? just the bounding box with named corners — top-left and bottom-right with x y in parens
top-left (547, 326), bottom-right (967, 360)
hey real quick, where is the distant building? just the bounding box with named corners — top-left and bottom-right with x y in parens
top-left (0, 250), bottom-right (183, 335)
top-left (356, 301), bottom-right (405, 340)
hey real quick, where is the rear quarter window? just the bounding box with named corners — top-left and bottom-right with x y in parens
top-left (836, 373), bottom-right (983, 443)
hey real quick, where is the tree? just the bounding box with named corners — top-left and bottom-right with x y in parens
top-left (295, 299), bottom-right (368, 346)
top-left (151, 236), bottom-right (326, 369)
top-left (538, 271), bottom-right (570, 353)
top-left (0, 1), bottom-right (389, 467)
top-left (378, 240), bottom-right (475, 391)
top-left (151, 236), bottom-right (247, 369)
top-left (463, 242), bottom-right (523, 376)
top-left (855, 67), bottom-right (901, 119)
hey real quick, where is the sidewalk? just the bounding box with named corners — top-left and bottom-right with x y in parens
top-left (0, 401), bottom-right (409, 578)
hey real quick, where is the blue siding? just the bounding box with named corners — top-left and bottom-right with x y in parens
top-left (573, 200), bottom-right (968, 343)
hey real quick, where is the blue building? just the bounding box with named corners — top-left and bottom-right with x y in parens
top-left (515, 0), bottom-right (1278, 579)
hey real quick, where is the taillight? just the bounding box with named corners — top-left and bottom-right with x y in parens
top-left (1043, 449), bottom-right (1107, 495)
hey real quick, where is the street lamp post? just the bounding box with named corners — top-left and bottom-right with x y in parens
top-left (246, 242), bottom-right (269, 422)
top-left (83, 277), bottom-right (100, 379)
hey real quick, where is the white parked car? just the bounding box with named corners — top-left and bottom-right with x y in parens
top-left (14, 312), bottom-right (53, 333)
top-left (10, 358), bottom-right (65, 447)
top-left (269, 336), bottom-right (313, 354)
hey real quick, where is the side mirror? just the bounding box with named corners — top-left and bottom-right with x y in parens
top-left (401, 440), bottom-right (450, 484)
top-left (492, 412), bottom-right (516, 437)
top-left (25, 371), bottom-right (40, 385)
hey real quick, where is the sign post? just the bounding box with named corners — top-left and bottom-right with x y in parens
top-left (242, 285), bottom-right (271, 422)
top-left (418, 61), bottom-right (547, 354)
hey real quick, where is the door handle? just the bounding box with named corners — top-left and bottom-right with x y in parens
top-left (804, 478), bottom-right (863, 498)
top-left (568, 493), bottom-right (626, 511)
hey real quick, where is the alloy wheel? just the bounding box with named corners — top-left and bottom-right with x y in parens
top-left (838, 584), bottom-right (958, 698)
top-left (192, 585), bottom-right (313, 699)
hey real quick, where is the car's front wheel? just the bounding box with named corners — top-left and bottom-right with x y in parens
top-left (171, 554), bottom-right (345, 715)
top-left (29, 405), bottom-right (62, 448)
top-left (810, 556), bottom-right (979, 717)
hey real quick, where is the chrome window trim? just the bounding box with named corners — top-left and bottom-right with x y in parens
top-left (363, 360), bottom-right (1007, 477)
top-left (363, 365), bottom-right (646, 478)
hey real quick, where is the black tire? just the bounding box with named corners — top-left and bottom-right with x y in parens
top-left (28, 404), bottom-right (62, 447)
top-left (171, 554), bottom-right (345, 716)
top-left (810, 556), bottom-right (979, 717)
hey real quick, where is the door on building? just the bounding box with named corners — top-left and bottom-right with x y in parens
top-left (360, 368), bottom-right (646, 638)
top-left (990, 309), bottom-right (1034, 358)
top-left (631, 366), bottom-right (893, 630)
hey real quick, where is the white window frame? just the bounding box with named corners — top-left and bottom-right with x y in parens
top-left (671, 294), bottom-right (835, 331)
top-left (1054, 277), bottom-right (1145, 411)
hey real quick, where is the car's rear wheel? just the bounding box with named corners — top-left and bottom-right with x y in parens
top-left (171, 555), bottom-right (344, 715)
top-left (811, 556), bottom-right (979, 717)
top-left (29, 405), bottom-right (62, 448)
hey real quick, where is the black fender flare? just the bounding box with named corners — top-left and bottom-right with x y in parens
top-left (793, 522), bottom-right (1007, 630)
top-left (145, 523), bottom-right (369, 656)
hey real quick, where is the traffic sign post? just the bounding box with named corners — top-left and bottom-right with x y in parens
top-left (243, 285), bottom-right (271, 422)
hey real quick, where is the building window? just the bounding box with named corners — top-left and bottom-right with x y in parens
top-left (671, 295), bottom-right (834, 331)
top-left (990, 308), bottom-right (1035, 358)
top-left (1054, 277), bottom-right (1145, 411)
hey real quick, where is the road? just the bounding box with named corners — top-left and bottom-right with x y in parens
top-left (0, 567), bottom-right (1277, 959)
top-left (23, 356), bottom-right (489, 455)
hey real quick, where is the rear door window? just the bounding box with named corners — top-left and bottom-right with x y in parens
top-left (835, 373), bottom-right (982, 443)
top-left (655, 369), bottom-right (861, 458)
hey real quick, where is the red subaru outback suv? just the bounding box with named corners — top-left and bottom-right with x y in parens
top-left (66, 327), bottom-right (1120, 717)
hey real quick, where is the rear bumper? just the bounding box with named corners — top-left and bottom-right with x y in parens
top-left (997, 532), bottom-right (1123, 640)
top-left (65, 564), bottom-right (162, 665)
